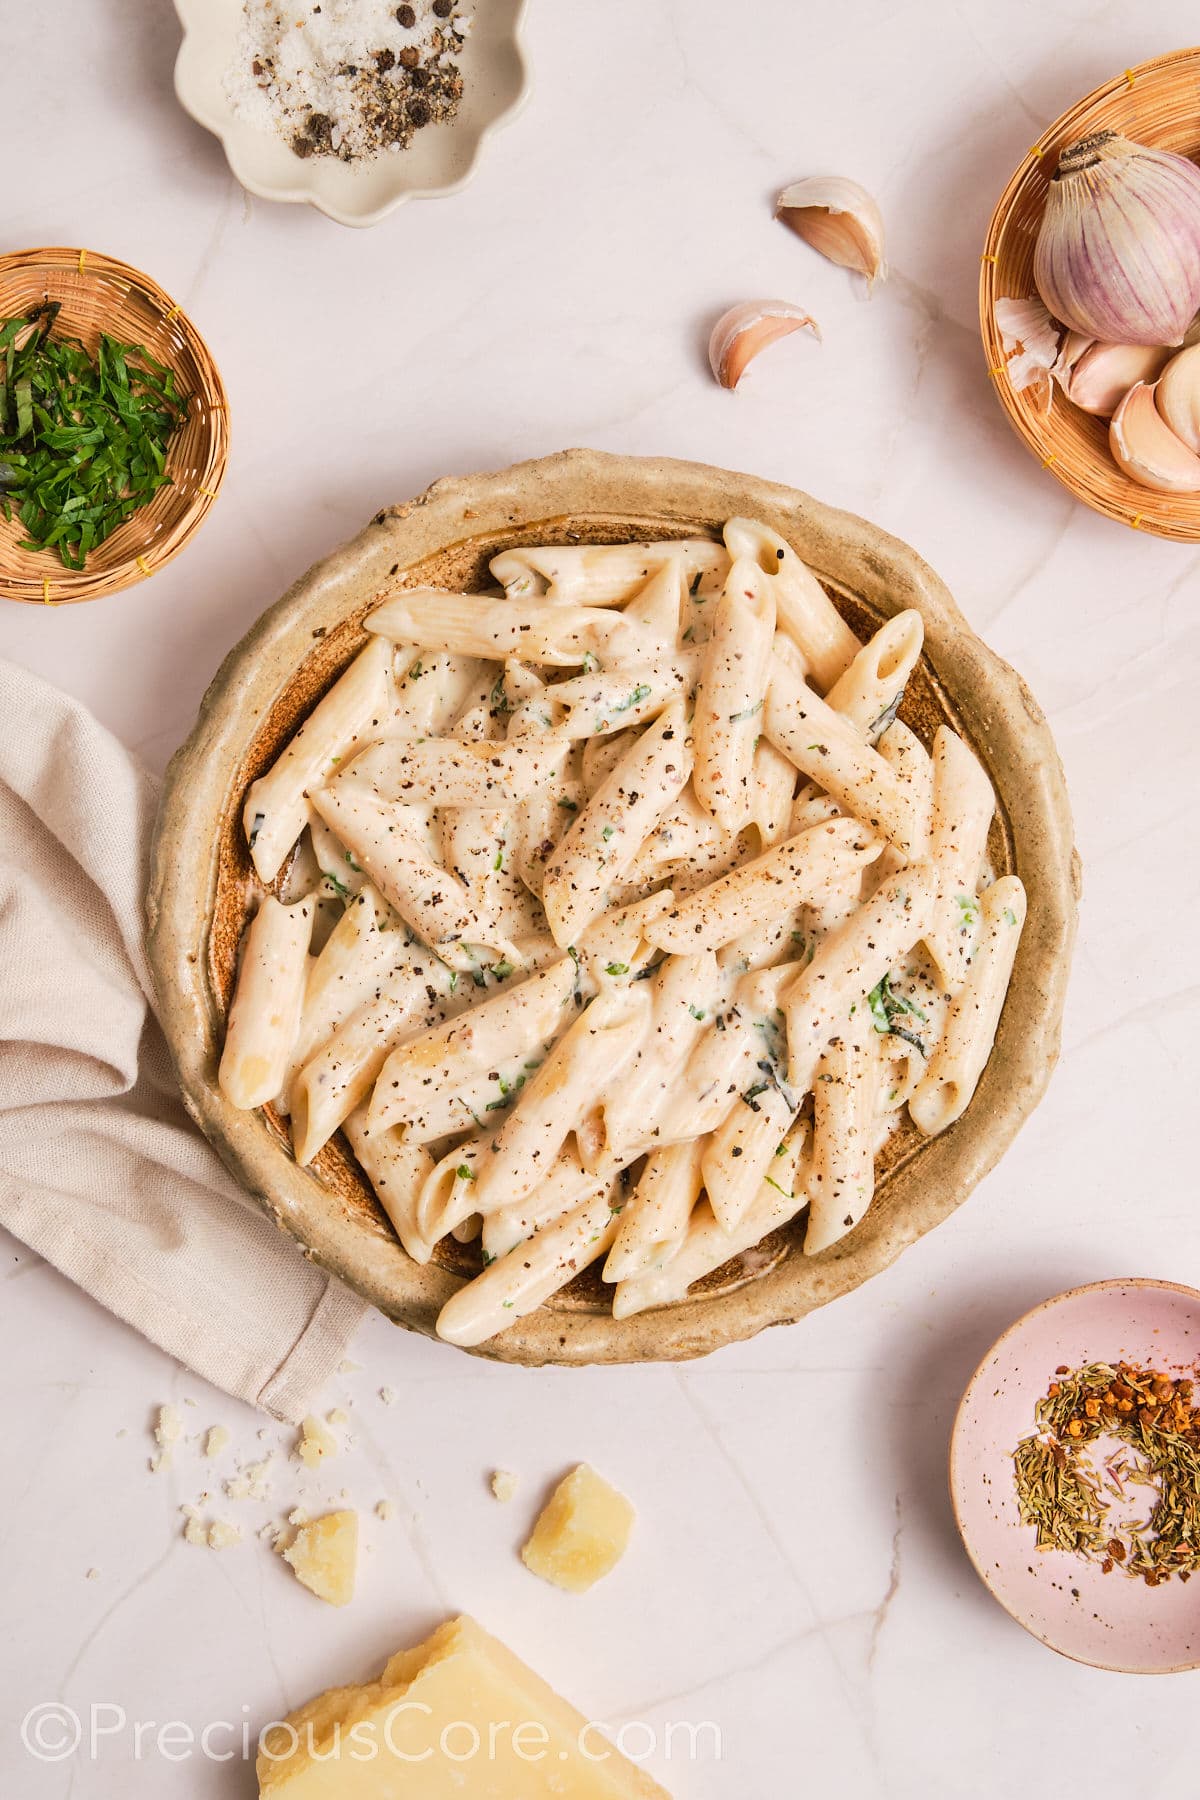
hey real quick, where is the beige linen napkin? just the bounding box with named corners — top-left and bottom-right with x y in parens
top-left (0, 656), bottom-right (370, 1420)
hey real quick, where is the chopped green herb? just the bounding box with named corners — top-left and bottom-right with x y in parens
top-left (729, 699), bottom-right (763, 723)
top-left (581, 650), bottom-right (601, 674)
top-left (601, 825), bottom-right (615, 841)
top-left (764, 1177), bottom-right (793, 1198)
top-left (557, 797), bottom-right (578, 812)
top-left (742, 1081), bottom-right (769, 1107)
top-left (688, 1004), bottom-right (706, 1021)
top-left (480, 1249), bottom-right (496, 1267)
top-left (612, 683), bottom-right (652, 714)
top-left (492, 960), bottom-right (514, 979)
top-left (774, 1141), bottom-right (788, 1157)
top-left (408, 659), bottom-right (424, 680)
top-left (493, 849), bottom-right (504, 871)
top-left (455, 1164), bottom-right (476, 1182)
top-left (956, 893), bottom-right (980, 930)
top-left (0, 304), bottom-right (190, 569)
top-left (321, 869), bottom-right (351, 899)
top-left (344, 851), bottom-right (362, 872)
top-left (605, 962), bottom-right (629, 977)
top-left (1003, 906), bottom-right (1018, 927)
top-left (867, 973), bottom-right (927, 1055)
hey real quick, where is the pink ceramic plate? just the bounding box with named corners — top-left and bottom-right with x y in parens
top-left (951, 1279), bottom-right (1200, 1672)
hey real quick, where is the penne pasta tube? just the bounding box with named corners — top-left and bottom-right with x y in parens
top-left (546, 656), bottom-right (700, 738)
top-left (541, 701), bottom-right (694, 946)
top-left (805, 1002), bottom-right (884, 1255)
top-left (749, 739), bottom-right (798, 848)
top-left (391, 650), bottom-right (486, 738)
top-left (723, 518), bottom-right (860, 691)
top-left (702, 1077), bottom-right (797, 1233)
top-left (342, 1106), bottom-right (437, 1265)
top-left (691, 557), bottom-right (776, 834)
top-left (782, 863), bottom-right (938, 1092)
top-left (599, 950), bottom-right (728, 1161)
top-left (308, 805), bottom-right (368, 897)
top-left (417, 1135), bottom-right (494, 1245)
top-left (290, 956), bottom-right (452, 1164)
top-left (612, 1121), bottom-right (811, 1318)
top-left (367, 954), bottom-right (583, 1138)
top-left (764, 638), bottom-right (929, 855)
top-left (365, 589), bottom-right (664, 667)
top-left (218, 895), bottom-right (314, 1110)
top-left (337, 736), bottom-right (570, 807)
top-left (650, 1003), bottom-right (762, 1145)
top-left (909, 876), bottom-right (1026, 1137)
top-left (874, 719), bottom-right (935, 876)
top-left (922, 726), bottom-right (996, 991)
top-left (243, 637), bottom-right (392, 883)
top-left (470, 986), bottom-right (651, 1212)
top-left (481, 1148), bottom-right (619, 1264)
top-left (603, 1138), bottom-right (704, 1283)
top-left (286, 886), bottom-right (407, 1090)
top-left (647, 817), bottom-right (882, 955)
top-left (822, 610), bottom-right (924, 737)
top-left (310, 782), bottom-right (517, 972)
top-left (436, 1187), bottom-right (621, 1347)
top-left (490, 538), bottom-right (728, 604)
top-left (622, 558), bottom-right (688, 646)
top-left (580, 726), bottom-right (637, 797)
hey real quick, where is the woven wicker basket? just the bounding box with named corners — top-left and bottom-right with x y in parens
top-left (0, 247), bottom-right (229, 603)
top-left (980, 47), bottom-right (1200, 543)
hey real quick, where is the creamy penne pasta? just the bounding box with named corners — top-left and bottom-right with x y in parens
top-left (692, 557), bottom-right (776, 833)
top-left (221, 521), bottom-right (1027, 1336)
top-left (922, 726), bottom-right (996, 991)
top-left (219, 896), bottom-right (314, 1109)
top-left (244, 637), bottom-right (392, 884)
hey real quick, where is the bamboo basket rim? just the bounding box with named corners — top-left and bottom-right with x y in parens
top-left (0, 246), bottom-right (229, 605)
top-left (979, 46), bottom-right (1200, 543)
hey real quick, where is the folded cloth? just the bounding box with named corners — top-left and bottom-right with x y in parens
top-left (0, 657), bottom-right (370, 1420)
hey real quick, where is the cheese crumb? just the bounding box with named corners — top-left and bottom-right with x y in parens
top-left (295, 1413), bottom-right (337, 1468)
top-left (204, 1425), bottom-right (230, 1459)
top-left (207, 1518), bottom-right (243, 1550)
top-left (521, 1464), bottom-right (635, 1593)
top-left (490, 1469), bottom-right (518, 1503)
top-left (85, 1568), bottom-right (100, 1581)
top-left (150, 1403), bottom-right (184, 1472)
top-left (281, 1511), bottom-right (358, 1606)
top-left (328, 1407), bottom-right (350, 1427)
top-left (225, 1455), bottom-right (274, 1502)
top-left (376, 1500), bottom-right (395, 1521)
top-left (288, 1507), bottom-right (309, 1526)
top-left (181, 1506), bottom-right (210, 1547)
top-left (379, 1386), bottom-right (397, 1407)
top-left (338, 1359), bottom-right (361, 1374)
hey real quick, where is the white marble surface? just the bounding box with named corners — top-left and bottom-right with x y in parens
top-left (4, 1), bottom-right (1200, 1794)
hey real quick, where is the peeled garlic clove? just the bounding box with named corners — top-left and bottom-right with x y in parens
top-left (1057, 340), bottom-right (1172, 415)
top-left (1156, 342), bottom-right (1200, 452)
top-left (1034, 131), bottom-right (1200, 346)
top-left (776, 177), bottom-right (887, 287)
top-left (708, 300), bottom-right (821, 390)
top-left (1110, 379), bottom-right (1200, 492)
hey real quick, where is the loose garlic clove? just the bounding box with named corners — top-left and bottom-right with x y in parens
top-left (708, 300), bottom-right (821, 390)
top-left (1156, 342), bottom-right (1200, 452)
top-left (776, 177), bottom-right (887, 287)
top-left (1110, 379), bottom-right (1200, 492)
top-left (1057, 340), bottom-right (1172, 416)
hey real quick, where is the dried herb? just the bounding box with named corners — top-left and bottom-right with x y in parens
top-left (1013, 1361), bottom-right (1200, 1585)
top-left (866, 972), bottom-right (927, 1054)
top-left (0, 305), bottom-right (189, 569)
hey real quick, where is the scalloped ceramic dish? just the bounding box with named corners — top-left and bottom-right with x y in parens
top-left (172, 0), bottom-right (529, 227)
top-left (146, 450), bottom-right (1079, 1366)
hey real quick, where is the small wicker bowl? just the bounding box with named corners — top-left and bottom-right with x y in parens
top-left (0, 247), bottom-right (229, 604)
top-left (980, 47), bottom-right (1200, 543)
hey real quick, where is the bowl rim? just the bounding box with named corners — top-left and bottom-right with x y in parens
top-left (979, 44), bottom-right (1200, 542)
top-left (171, 0), bottom-right (531, 227)
top-left (0, 244), bottom-right (229, 605)
top-left (146, 447), bottom-right (1079, 1367)
top-left (949, 1274), bottom-right (1200, 1673)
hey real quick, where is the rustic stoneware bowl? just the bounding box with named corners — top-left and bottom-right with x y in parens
top-left (951, 1279), bottom-right (1200, 1673)
top-left (146, 449), bottom-right (1079, 1365)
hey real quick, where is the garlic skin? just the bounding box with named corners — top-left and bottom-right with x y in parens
top-left (994, 296), bottom-right (1059, 410)
top-left (1156, 342), bottom-right (1200, 452)
top-left (776, 177), bottom-right (886, 288)
top-left (1109, 380), bottom-right (1200, 492)
top-left (1055, 339), bottom-right (1171, 415)
top-left (708, 301), bottom-right (821, 390)
top-left (1034, 131), bottom-right (1200, 346)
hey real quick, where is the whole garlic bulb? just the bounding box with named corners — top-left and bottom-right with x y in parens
top-left (1034, 131), bottom-right (1200, 347)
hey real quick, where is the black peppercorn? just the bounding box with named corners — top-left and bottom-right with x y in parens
top-left (408, 96), bottom-right (431, 126)
top-left (432, 0), bottom-right (453, 14)
top-left (395, 3), bottom-right (416, 23)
